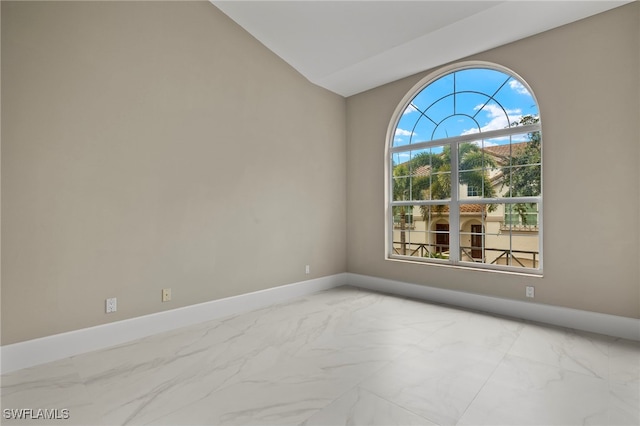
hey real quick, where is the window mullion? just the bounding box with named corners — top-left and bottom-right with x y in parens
top-left (391, 200), bottom-right (451, 207)
top-left (459, 196), bottom-right (541, 205)
top-left (389, 123), bottom-right (541, 154)
top-left (449, 143), bottom-right (460, 263)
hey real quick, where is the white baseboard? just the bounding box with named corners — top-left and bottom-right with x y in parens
top-left (346, 273), bottom-right (640, 341)
top-left (3, 272), bottom-right (637, 374)
top-left (0, 274), bottom-right (347, 374)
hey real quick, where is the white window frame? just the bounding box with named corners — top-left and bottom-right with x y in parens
top-left (385, 61), bottom-right (543, 275)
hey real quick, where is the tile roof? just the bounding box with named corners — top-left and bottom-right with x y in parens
top-left (412, 165), bottom-right (431, 177)
top-left (483, 142), bottom-right (529, 160)
top-left (460, 204), bottom-right (485, 213)
top-left (439, 204), bottom-right (486, 214)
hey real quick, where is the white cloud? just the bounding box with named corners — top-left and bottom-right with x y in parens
top-left (475, 140), bottom-right (498, 147)
top-left (392, 152), bottom-right (410, 164)
top-left (509, 80), bottom-right (530, 95)
top-left (462, 104), bottom-right (522, 137)
top-left (403, 104), bottom-right (418, 115)
top-left (395, 128), bottom-right (415, 137)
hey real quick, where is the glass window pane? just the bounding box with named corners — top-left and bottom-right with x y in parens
top-left (408, 150), bottom-right (429, 201)
top-left (473, 100), bottom-right (513, 132)
top-left (394, 113), bottom-right (418, 147)
top-left (393, 205), bottom-right (434, 257)
top-left (459, 171), bottom-right (496, 200)
top-left (392, 205), bottom-right (415, 256)
top-left (453, 92), bottom-right (490, 127)
top-left (503, 203), bottom-right (539, 228)
top-left (510, 232), bottom-right (540, 269)
top-left (392, 152), bottom-right (409, 170)
top-left (411, 115), bottom-right (436, 143)
top-left (493, 77), bottom-right (539, 118)
top-left (425, 94), bottom-right (454, 126)
top-left (458, 142), bottom-right (486, 172)
top-left (480, 139), bottom-right (512, 166)
top-left (409, 149), bottom-right (431, 175)
top-left (508, 133), bottom-right (541, 167)
top-left (455, 68), bottom-right (510, 95)
top-left (429, 171), bottom-right (451, 200)
top-left (412, 179), bottom-right (430, 201)
top-left (459, 171), bottom-right (482, 199)
top-left (392, 160), bottom-right (410, 177)
top-left (507, 165), bottom-right (541, 197)
top-left (407, 231), bottom-right (428, 258)
top-left (412, 73), bottom-right (454, 112)
top-left (392, 177), bottom-right (410, 201)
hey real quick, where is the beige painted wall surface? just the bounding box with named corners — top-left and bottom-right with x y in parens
top-left (1, 1), bottom-right (346, 344)
top-left (347, 3), bottom-right (640, 318)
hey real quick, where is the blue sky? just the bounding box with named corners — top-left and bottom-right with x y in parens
top-left (393, 68), bottom-right (538, 150)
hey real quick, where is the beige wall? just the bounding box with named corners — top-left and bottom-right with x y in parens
top-left (1, 1), bottom-right (347, 344)
top-left (347, 2), bottom-right (640, 318)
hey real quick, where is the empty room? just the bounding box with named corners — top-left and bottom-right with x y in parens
top-left (1, 1), bottom-right (639, 425)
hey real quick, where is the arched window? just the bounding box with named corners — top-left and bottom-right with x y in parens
top-left (386, 62), bottom-right (542, 273)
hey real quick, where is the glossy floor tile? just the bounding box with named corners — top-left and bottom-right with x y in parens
top-left (1, 286), bottom-right (638, 425)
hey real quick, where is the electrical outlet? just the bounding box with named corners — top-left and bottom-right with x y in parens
top-left (106, 297), bottom-right (117, 313)
top-left (305, 265), bottom-right (310, 274)
top-left (162, 288), bottom-right (171, 302)
top-left (526, 286), bottom-right (535, 298)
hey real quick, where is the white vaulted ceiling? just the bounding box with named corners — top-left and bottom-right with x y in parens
top-left (211, 1), bottom-right (633, 97)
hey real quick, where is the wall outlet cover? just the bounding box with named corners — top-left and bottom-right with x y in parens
top-left (162, 288), bottom-right (171, 302)
top-left (106, 297), bottom-right (117, 313)
top-left (526, 286), bottom-right (535, 298)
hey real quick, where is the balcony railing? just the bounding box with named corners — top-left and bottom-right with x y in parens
top-left (500, 222), bottom-right (539, 232)
top-left (392, 242), bottom-right (539, 268)
top-left (393, 222), bottom-right (416, 230)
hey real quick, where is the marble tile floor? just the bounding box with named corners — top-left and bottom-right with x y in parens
top-left (1, 286), bottom-right (638, 426)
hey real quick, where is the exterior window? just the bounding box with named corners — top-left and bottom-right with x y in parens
top-left (504, 204), bottom-right (538, 228)
top-left (387, 63), bottom-right (542, 273)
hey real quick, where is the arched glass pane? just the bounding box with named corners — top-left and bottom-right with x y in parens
top-left (411, 115), bottom-right (436, 144)
top-left (393, 67), bottom-right (537, 145)
top-left (454, 92), bottom-right (490, 123)
top-left (473, 100), bottom-right (514, 133)
top-left (413, 73), bottom-right (454, 112)
top-left (455, 68), bottom-right (510, 95)
top-left (424, 94), bottom-right (454, 126)
top-left (493, 77), bottom-right (539, 118)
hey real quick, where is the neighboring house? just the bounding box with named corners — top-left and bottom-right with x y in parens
top-left (393, 141), bottom-right (540, 268)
